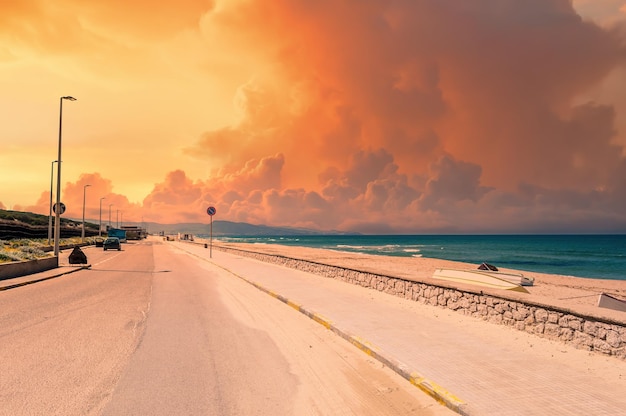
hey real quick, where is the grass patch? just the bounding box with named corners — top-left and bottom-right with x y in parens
top-left (0, 237), bottom-right (97, 264)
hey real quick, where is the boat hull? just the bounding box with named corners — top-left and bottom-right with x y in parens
top-left (597, 293), bottom-right (626, 312)
top-left (432, 268), bottom-right (529, 293)
top-left (484, 270), bottom-right (534, 286)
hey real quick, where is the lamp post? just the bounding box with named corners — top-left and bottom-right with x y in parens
top-left (99, 197), bottom-right (105, 237)
top-left (81, 184), bottom-right (91, 242)
top-left (116, 209), bottom-right (119, 228)
top-left (54, 95), bottom-right (77, 256)
top-left (109, 204), bottom-right (113, 227)
top-left (120, 212), bottom-right (123, 228)
top-left (47, 160), bottom-right (58, 245)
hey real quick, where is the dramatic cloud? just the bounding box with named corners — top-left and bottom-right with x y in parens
top-left (177, 0), bottom-right (626, 231)
top-left (3, 0), bottom-right (626, 233)
top-left (20, 173), bottom-right (139, 227)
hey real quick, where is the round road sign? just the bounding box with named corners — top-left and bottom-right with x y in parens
top-left (53, 202), bottom-right (66, 215)
top-left (207, 206), bottom-right (216, 216)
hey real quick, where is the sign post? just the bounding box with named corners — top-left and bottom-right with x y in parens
top-left (52, 203), bottom-right (66, 244)
top-left (206, 206), bottom-right (216, 258)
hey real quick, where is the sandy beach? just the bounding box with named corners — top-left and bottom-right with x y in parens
top-left (210, 240), bottom-right (626, 324)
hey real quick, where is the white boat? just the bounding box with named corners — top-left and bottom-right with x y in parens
top-left (597, 293), bottom-right (626, 312)
top-left (476, 263), bottom-right (535, 286)
top-left (432, 268), bottom-right (529, 293)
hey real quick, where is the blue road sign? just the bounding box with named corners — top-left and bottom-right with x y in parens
top-left (207, 206), bottom-right (216, 216)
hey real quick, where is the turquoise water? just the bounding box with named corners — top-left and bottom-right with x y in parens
top-left (211, 235), bottom-right (626, 281)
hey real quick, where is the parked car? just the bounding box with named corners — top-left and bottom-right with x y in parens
top-left (103, 237), bottom-right (121, 251)
top-left (95, 238), bottom-right (104, 247)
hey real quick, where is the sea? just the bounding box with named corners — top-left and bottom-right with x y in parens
top-left (208, 234), bottom-right (626, 281)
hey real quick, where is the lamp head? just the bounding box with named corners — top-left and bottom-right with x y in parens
top-left (62, 96), bottom-right (77, 101)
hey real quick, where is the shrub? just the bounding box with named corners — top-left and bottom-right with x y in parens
top-left (19, 246), bottom-right (46, 260)
top-left (0, 252), bottom-right (20, 262)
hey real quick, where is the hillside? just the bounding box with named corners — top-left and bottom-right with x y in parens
top-left (0, 209), bottom-right (100, 240)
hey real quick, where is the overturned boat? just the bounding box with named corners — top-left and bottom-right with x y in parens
top-left (431, 263), bottom-right (532, 293)
top-left (597, 293), bottom-right (626, 313)
top-left (476, 263), bottom-right (535, 286)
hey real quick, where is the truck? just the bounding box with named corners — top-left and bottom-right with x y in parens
top-left (121, 225), bottom-right (147, 240)
top-left (107, 228), bottom-right (127, 243)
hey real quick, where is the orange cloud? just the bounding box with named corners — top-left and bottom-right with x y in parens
top-left (173, 0), bottom-right (626, 231)
top-left (4, 1), bottom-right (626, 233)
top-left (19, 173), bottom-right (139, 225)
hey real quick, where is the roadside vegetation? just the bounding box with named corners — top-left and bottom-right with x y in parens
top-left (0, 239), bottom-right (48, 262)
top-left (0, 209), bottom-right (101, 263)
top-left (0, 237), bottom-right (98, 264)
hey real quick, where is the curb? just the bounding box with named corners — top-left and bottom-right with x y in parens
top-left (0, 265), bottom-right (90, 291)
top-left (175, 244), bottom-right (471, 415)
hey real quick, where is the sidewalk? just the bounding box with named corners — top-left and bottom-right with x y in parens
top-left (173, 241), bottom-right (626, 416)
top-left (0, 255), bottom-right (88, 291)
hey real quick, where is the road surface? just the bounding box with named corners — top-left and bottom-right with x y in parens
top-left (0, 239), bottom-right (451, 415)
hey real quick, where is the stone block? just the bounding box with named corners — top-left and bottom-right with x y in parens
top-left (573, 332), bottom-right (593, 349)
top-left (544, 323), bottom-right (560, 338)
top-left (534, 308), bottom-right (548, 323)
top-left (559, 327), bottom-right (574, 342)
top-left (606, 330), bottom-right (622, 348)
top-left (534, 323), bottom-right (545, 334)
top-left (592, 339), bottom-right (613, 355)
top-left (568, 318), bottom-right (582, 331)
top-left (583, 321), bottom-right (598, 336)
top-left (547, 312), bottom-right (560, 324)
top-left (513, 307), bottom-right (530, 321)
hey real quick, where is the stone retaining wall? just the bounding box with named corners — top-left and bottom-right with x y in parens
top-left (216, 245), bottom-right (626, 360)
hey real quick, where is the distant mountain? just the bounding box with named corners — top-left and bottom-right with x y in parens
top-left (140, 220), bottom-right (351, 236)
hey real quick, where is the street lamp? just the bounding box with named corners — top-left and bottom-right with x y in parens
top-left (47, 160), bottom-right (58, 245)
top-left (109, 204), bottom-right (113, 227)
top-left (81, 184), bottom-right (91, 242)
top-left (116, 209), bottom-right (119, 228)
top-left (54, 95), bottom-right (77, 256)
top-left (99, 197), bottom-right (105, 237)
top-left (120, 212), bottom-right (123, 228)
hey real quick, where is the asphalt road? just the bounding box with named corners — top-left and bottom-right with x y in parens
top-left (0, 239), bottom-right (452, 415)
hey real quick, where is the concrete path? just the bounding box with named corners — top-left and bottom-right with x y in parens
top-left (172, 241), bottom-right (626, 416)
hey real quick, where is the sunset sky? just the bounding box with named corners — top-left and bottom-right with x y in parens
top-left (2, 0), bottom-right (626, 233)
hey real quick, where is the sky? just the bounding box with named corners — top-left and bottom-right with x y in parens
top-left (2, 0), bottom-right (626, 234)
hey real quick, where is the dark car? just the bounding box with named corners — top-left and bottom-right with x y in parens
top-left (95, 238), bottom-right (104, 247)
top-left (103, 237), bottom-right (121, 251)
